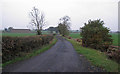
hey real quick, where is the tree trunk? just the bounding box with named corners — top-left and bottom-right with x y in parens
top-left (37, 30), bottom-right (42, 35)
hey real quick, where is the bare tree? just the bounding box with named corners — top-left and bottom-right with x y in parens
top-left (29, 7), bottom-right (46, 35)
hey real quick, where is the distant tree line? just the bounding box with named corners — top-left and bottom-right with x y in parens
top-left (45, 27), bottom-right (58, 34)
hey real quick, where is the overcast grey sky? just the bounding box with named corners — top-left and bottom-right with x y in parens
top-left (0, 0), bottom-right (119, 31)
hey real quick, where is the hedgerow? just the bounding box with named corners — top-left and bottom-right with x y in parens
top-left (2, 35), bottom-right (53, 63)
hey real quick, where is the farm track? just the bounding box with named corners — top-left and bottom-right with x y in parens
top-left (2, 35), bottom-right (104, 72)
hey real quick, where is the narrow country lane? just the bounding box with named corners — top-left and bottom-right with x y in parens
top-left (3, 35), bottom-right (104, 72)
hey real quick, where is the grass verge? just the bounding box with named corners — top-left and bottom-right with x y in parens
top-left (2, 37), bottom-right (57, 67)
top-left (67, 38), bottom-right (119, 72)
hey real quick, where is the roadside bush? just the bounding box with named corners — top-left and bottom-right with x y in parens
top-left (107, 50), bottom-right (120, 64)
top-left (80, 19), bottom-right (113, 52)
top-left (76, 39), bottom-right (81, 42)
top-left (68, 37), bottom-right (72, 39)
top-left (2, 35), bottom-right (53, 63)
top-left (107, 46), bottom-right (120, 63)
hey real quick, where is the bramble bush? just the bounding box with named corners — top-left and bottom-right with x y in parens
top-left (2, 35), bottom-right (53, 63)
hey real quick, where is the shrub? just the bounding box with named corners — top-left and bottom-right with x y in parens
top-left (68, 37), bottom-right (72, 39)
top-left (107, 50), bottom-right (120, 64)
top-left (76, 39), bottom-right (81, 42)
top-left (2, 35), bottom-right (53, 63)
top-left (80, 19), bottom-right (113, 52)
top-left (107, 46), bottom-right (120, 63)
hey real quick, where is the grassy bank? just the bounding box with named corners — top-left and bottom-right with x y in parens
top-left (2, 37), bottom-right (57, 67)
top-left (67, 38), bottom-right (118, 72)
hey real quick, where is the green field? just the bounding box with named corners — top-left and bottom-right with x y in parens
top-left (69, 33), bottom-right (82, 38)
top-left (69, 33), bottom-right (119, 46)
top-left (109, 33), bottom-right (119, 46)
top-left (2, 33), bottom-right (36, 37)
top-left (1, 31), bottom-right (50, 37)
